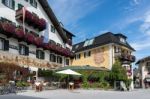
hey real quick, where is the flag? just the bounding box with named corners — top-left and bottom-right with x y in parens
top-left (22, 7), bottom-right (26, 33)
top-left (43, 22), bottom-right (49, 43)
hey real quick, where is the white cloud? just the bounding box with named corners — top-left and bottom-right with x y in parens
top-left (48, 0), bottom-right (102, 27)
top-left (131, 11), bottom-right (150, 51)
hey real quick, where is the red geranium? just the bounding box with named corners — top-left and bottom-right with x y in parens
top-left (26, 33), bottom-right (35, 44)
top-left (15, 28), bottom-right (25, 38)
top-left (2, 22), bottom-right (15, 35)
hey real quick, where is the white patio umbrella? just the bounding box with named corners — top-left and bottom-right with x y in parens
top-left (56, 69), bottom-right (81, 89)
top-left (56, 69), bottom-right (81, 76)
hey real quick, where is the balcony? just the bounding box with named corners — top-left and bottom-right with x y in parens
top-left (16, 8), bottom-right (46, 31)
top-left (0, 21), bottom-right (16, 37)
top-left (115, 53), bottom-right (136, 62)
top-left (0, 19), bottom-right (73, 57)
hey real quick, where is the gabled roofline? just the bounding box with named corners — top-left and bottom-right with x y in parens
top-left (38, 0), bottom-right (68, 43)
top-left (63, 28), bottom-right (75, 37)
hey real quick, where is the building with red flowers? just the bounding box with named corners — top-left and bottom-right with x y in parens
top-left (0, 0), bottom-right (74, 81)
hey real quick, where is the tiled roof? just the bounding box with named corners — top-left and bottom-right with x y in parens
top-left (72, 32), bottom-right (135, 52)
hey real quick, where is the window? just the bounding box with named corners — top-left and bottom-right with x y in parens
top-left (2, 0), bottom-right (15, 10)
top-left (0, 38), bottom-right (9, 51)
top-left (84, 51), bottom-right (91, 58)
top-left (24, 0), bottom-right (28, 2)
top-left (75, 54), bottom-right (80, 60)
top-left (49, 40), bottom-right (56, 45)
top-left (19, 44), bottom-right (29, 55)
top-left (30, 0), bottom-right (37, 8)
top-left (0, 38), bottom-right (5, 50)
top-left (120, 37), bottom-right (126, 43)
top-left (50, 53), bottom-right (56, 62)
top-left (57, 43), bottom-right (62, 47)
top-left (57, 56), bottom-right (62, 64)
top-left (84, 39), bottom-right (94, 47)
top-left (51, 25), bottom-right (55, 33)
top-left (18, 3), bottom-right (23, 10)
top-left (36, 50), bottom-right (45, 59)
top-left (66, 59), bottom-right (69, 65)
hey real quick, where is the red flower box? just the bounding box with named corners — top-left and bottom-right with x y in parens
top-left (2, 22), bottom-right (15, 35)
top-left (38, 18), bottom-right (46, 31)
top-left (15, 28), bottom-right (25, 38)
top-left (16, 8), bottom-right (46, 31)
top-left (34, 37), bottom-right (43, 47)
top-left (26, 33), bottom-right (35, 44)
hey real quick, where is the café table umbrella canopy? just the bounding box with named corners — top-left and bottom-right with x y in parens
top-left (56, 69), bottom-right (81, 76)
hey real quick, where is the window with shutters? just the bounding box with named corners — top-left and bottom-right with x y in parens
top-left (30, 0), bottom-right (37, 8)
top-left (50, 53), bottom-right (56, 62)
top-left (51, 25), bottom-right (55, 33)
top-left (36, 50), bottom-right (45, 59)
top-left (2, 0), bottom-right (15, 10)
top-left (19, 44), bottom-right (28, 55)
top-left (66, 59), bottom-right (69, 65)
top-left (0, 38), bottom-right (5, 50)
top-left (57, 56), bottom-right (62, 64)
top-left (84, 51), bottom-right (91, 58)
top-left (75, 54), bottom-right (81, 60)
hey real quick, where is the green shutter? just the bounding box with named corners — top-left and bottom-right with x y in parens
top-left (19, 44), bottom-right (21, 54)
top-left (4, 40), bottom-right (9, 51)
top-left (18, 4), bottom-right (23, 10)
top-left (42, 51), bottom-right (45, 59)
top-left (2, 0), bottom-right (5, 4)
top-left (36, 50), bottom-right (39, 58)
top-left (25, 46), bottom-right (29, 56)
top-left (30, 0), bottom-right (33, 4)
top-left (12, 0), bottom-right (15, 10)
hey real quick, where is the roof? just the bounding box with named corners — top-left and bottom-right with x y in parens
top-left (136, 56), bottom-right (150, 64)
top-left (63, 28), bottom-right (75, 37)
top-left (72, 32), bottom-right (135, 52)
top-left (38, 0), bottom-right (68, 43)
top-left (57, 65), bottom-right (109, 71)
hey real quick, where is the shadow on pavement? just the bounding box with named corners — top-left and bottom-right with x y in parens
top-left (0, 95), bottom-right (46, 99)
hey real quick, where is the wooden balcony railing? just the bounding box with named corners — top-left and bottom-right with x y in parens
top-left (16, 8), bottom-right (46, 31)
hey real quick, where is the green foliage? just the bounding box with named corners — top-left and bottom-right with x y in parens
top-left (125, 79), bottom-right (132, 88)
top-left (16, 81), bottom-right (30, 87)
top-left (109, 60), bottom-right (128, 82)
top-left (38, 69), bottom-right (54, 77)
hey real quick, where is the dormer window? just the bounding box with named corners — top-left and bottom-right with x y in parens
top-left (84, 39), bottom-right (94, 47)
top-left (120, 37), bottom-right (125, 43)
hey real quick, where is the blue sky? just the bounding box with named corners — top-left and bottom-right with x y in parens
top-left (48, 0), bottom-right (150, 66)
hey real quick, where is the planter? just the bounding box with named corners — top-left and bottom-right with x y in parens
top-left (15, 28), bottom-right (25, 39)
top-left (26, 33), bottom-right (35, 44)
top-left (1, 22), bottom-right (15, 35)
top-left (38, 18), bottom-right (46, 31)
top-left (34, 37), bottom-right (43, 47)
top-left (16, 8), bottom-right (46, 31)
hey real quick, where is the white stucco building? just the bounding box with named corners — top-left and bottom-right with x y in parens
top-left (0, 0), bottom-right (74, 81)
top-left (136, 56), bottom-right (150, 88)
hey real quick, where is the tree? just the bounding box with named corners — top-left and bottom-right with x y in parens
top-left (109, 60), bottom-right (128, 84)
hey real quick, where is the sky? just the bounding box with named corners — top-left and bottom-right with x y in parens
top-left (48, 0), bottom-right (150, 67)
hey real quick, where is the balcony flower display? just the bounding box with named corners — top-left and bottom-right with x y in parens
top-left (43, 43), bottom-right (49, 50)
top-left (15, 28), bottom-right (25, 39)
top-left (25, 33), bottom-right (35, 44)
top-left (49, 43), bottom-right (57, 51)
top-left (1, 22), bottom-right (15, 35)
top-left (34, 37), bottom-right (43, 47)
top-left (38, 18), bottom-right (46, 31)
top-left (16, 8), bottom-right (46, 31)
